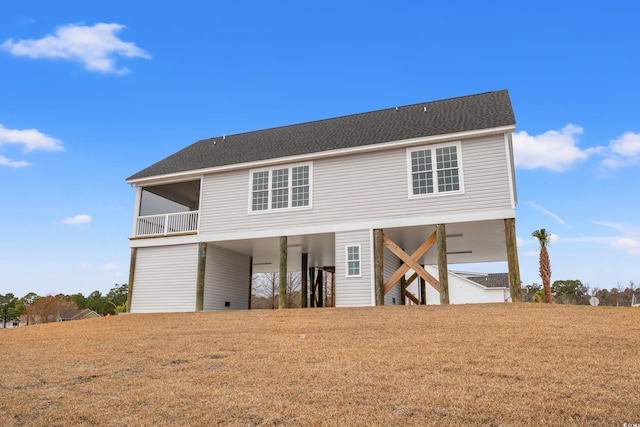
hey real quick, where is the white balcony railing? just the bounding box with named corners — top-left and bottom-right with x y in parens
top-left (135, 211), bottom-right (199, 237)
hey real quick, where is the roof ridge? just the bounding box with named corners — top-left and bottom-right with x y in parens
top-left (127, 89), bottom-right (514, 181)
top-left (199, 90), bottom-right (510, 143)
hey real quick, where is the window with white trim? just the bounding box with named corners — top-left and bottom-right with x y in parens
top-left (346, 244), bottom-right (361, 277)
top-left (250, 163), bottom-right (311, 212)
top-left (408, 142), bottom-right (463, 197)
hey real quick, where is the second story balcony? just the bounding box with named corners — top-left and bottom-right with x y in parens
top-left (135, 211), bottom-right (199, 237)
top-left (132, 179), bottom-right (200, 238)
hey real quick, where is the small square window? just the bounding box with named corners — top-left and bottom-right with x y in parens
top-left (346, 245), bottom-right (361, 277)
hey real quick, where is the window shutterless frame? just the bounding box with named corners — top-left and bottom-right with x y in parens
top-left (406, 141), bottom-right (464, 199)
top-left (248, 162), bottom-right (312, 213)
top-left (345, 244), bottom-right (362, 277)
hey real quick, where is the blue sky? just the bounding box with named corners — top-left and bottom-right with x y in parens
top-left (1, 1), bottom-right (638, 298)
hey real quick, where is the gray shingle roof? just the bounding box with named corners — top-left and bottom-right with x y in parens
top-left (467, 273), bottom-right (510, 288)
top-left (59, 309), bottom-right (100, 320)
top-left (127, 90), bottom-right (515, 181)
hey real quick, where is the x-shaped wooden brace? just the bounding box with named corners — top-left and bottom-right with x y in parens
top-left (401, 272), bottom-right (420, 304)
top-left (383, 231), bottom-right (440, 294)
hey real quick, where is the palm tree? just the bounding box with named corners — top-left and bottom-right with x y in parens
top-left (532, 229), bottom-right (552, 303)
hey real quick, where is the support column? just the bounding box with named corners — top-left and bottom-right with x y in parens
top-left (504, 218), bottom-right (522, 302)
top-left (126, 248), bottom-right (137, 313)
top-left (278, 236), bottom-right (287, 309)
top-left (400, 275), bottom-right (407, 305)
top-left (331, 271), bottom-right (336, 307)
top-left (436, 224), bottom-right (449, 305)
top-left (248, 256), bottom-right (253, 310)
top-left (420, 277), bottom-right (426, 305)
top-left (196, 242), bottom-right (207, 311)
top-left (310, 266), bottom-right (316, 307)
top-left (301, 253), bottom-right (308, 308)
top-left (374, 229), bottom-right (384, 306)
top-left (316, 270), bottom-right (324, 308)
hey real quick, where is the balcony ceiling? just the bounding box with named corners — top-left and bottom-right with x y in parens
top-left (144, 181), bottom-right (200, 210)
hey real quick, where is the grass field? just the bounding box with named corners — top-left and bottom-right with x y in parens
top-left (1, 303), bottom-right (639, 426)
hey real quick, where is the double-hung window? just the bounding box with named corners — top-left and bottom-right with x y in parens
top-left (408, 142), bottom-right (463, 197)
top-left (250, 163), bottom-right (311, 212)
top-left (346, 244), bottom-right (361, 277)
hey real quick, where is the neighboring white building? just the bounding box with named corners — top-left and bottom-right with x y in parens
top-left (125, 90), bottom-right (522, 313)
top-left (406, 267), bottom-right (510, 305)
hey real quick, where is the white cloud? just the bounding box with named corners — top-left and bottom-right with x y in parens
top-left (101, 263), bottom-right (120, 271)
top-left (77, 263), bottom-right (91, 270)
top-left (516, 237), bottom-right (525, 247)
top-left (0, 155), bottom-right (29, 167)
top-left (610, 238), bottom-right (640, 249)
top-left (564, 222), bottom-right (640, 256)
top-left (0, 124), bottom-right (63, 167)
top-left (610, 238), bottom-right (640, 255)
top-left (610, 132), bottom-right (640, 156)
top-left (63, 214), bottom-right (92, 225)
top-left (527, 201), bottom-right (570, 228)
top-left (601, 132), bottom-right (640, 168)
top-left (512, 124), bottom-right (599, 171)
top-left (0, 124), bottom-right (63, 152)
top-left (1, 22), bottom-right (151, 75)
top-left (592, 221), bottom-right (625, 232)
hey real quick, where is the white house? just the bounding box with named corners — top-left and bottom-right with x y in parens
top-left (125, 90), bottom-right (522, 313)
top-left (405, 267), bottom-right (510, 305)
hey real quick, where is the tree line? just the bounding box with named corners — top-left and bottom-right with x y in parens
top-left (530, 228), bottom-right (638, 306)
top-left (1, 284), bottom-right (128, 327)
top-left (522, 280), bottom-right (639, 305)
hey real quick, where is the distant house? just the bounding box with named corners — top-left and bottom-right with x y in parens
top-left (405, 268), bottom-right (509, 305)
top-left (125, 90), bottom-right (521, 313)
top-left (632, 293), bottom-right (640, 307)
top-left (58, 309), bottom-right (101, 321)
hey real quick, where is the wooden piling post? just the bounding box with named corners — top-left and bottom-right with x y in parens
top-left (317, 270), bottom-right (323, 308)
top-left (504, 218), bottom-right (522, 302)
top-left (248, 256), bottom-right (253, 310)
top-left (436, 224), bottom-right (450, 305)
top-left (331, 271), bottom-right (336, 307)
top-left (279, 236), bottom-right (287, 309)
top-left (420, 277), bottom-right (426, 305)
top-left (374, 229), bottom-right (384, 306)
top-left (126, 248), bottom-right (137, 313)
top-left (196, 242), bottom-right (207, 311)
top-left (301, 253), bottom-right (308, 308)
top-left (309, 267), bottom-right (316, 307)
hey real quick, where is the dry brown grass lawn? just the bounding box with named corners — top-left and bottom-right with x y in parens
top-left (1, 303), bottom-right (639, 426)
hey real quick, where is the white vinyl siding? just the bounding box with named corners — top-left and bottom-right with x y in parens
top-left (130, 244), bottom-right (198, 313)
top-left (249, 163), bottom-right (311, 212)
top-left (203, 244), bottom-right (251, 310)
top-left (335, 230), bottom-right (371, 307)
top-left (199, 134), bottom-right (511, 234)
